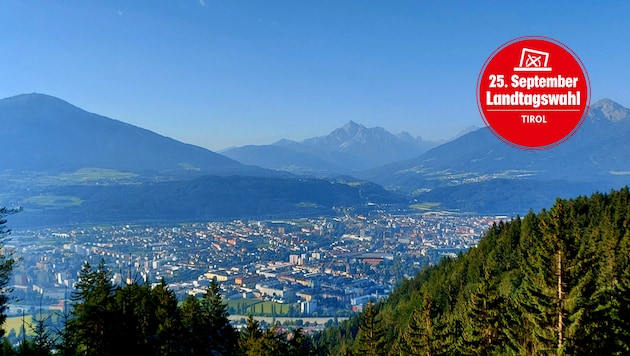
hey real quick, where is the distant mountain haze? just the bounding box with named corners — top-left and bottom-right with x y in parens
top-left (587, 98), bottom-right (630, 122)
top-left (219, 144), bottom-right (348, 176)
top-left (300, 120), bottom-right (436, 167)
top-left (2, 92), bottom-right (629, 223)
top-left (0, 93), bottom-right (406, 227)
top-left (223, 120), bottom-right (439, 174)
top-left (0, 93), bottom-right (263, 176)
top-left (360, 98), bottom-right (630, 214)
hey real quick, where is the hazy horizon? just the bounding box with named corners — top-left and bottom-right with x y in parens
top-left (1, 1), bottom-right (629, 151)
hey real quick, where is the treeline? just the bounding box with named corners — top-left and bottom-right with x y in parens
top-left (314, 187), bottom-right (630, 355)
top-left (0, 261), bottom-right (320, 356)
top-left (3, 187), bottom-right (630, 355)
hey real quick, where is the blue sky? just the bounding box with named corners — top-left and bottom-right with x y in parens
top-left (1, 1), bottom-right (628, 150)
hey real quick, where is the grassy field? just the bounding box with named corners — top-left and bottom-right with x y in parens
top-left (344, 181), bottom-right (363, 187)
top-left (58, 168), bottom-right (138, 182)
top-left (226, 298), bottom-right (292, 316)
top-left (410, 202), bottom-right (441, 211)
top-left (3, 312), bottom-right (63, 338)
top-left (25, 195), bottom-right (83, 208)
top-left (3, 315), bottom-right (33, 338)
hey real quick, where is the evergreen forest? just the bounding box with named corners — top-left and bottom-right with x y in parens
top-left (314, 187), bottom-right (630, 355)
top-left (1, 188), bottom-right (630, 355)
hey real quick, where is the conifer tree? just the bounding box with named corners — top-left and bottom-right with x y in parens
top-left (54, 292), bottom-right (77, 356)
top-left (319, 188), bottom-right (630, 355)
top-left (260, 323), bottom-right (289, 355)
top-left (200, 279), bottom-right (238, 355)
top-left (0, 208), bottom-right (19, 338)
top-left (286, 327), bottom-right (316, 356)
top-left (518, 206), bottom-right (565, 354)
top-left (571, 194), bottom-right (630, 354)
top-left (180, 294), bottom-right (205, 354)
top-left (354, 300), bottom-right (385, 356)
top-left (70, 259), bottom-right (118, 355)
top-left (114, 281), bottom-right (157, 353)
top-left (239, 316), bottom-right (291, 356)
top-left (28, 300), bottom-right (55, 356)
top-left (151, 279), bottom-right (183, 355)
top-left (462, 280), bottom-right (506, 354)
top-left (239, 315), bottom-right (264, 355)
top-left (401, 294), bottom-right (434, 356)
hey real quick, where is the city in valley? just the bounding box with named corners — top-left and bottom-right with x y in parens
top-left (6, 209), bottom-right (503, 330)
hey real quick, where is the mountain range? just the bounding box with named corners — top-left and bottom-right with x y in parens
top-left (360, 98), bottom-right (630, 213)
top-left (222, 121), bottom-right (438, 174)
top-left (2, 92), bottom-right (630, 226)
top-left (0, 93), bottom-right (272, 177)
top-left (0, 94), bottom-right (403, 227)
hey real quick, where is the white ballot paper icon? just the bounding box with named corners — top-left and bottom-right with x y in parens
top-left (514, 48), bottom-right (552, 72)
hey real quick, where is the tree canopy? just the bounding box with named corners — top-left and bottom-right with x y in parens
top-left (315, 188), bottom-right (630, 355)
top-left (3, 188), bottom-right (630, 354)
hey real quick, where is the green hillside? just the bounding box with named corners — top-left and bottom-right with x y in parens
top-left (3, 189), bottom-right (630, 354)
top-left (315, 187), bottom-right (630, 355)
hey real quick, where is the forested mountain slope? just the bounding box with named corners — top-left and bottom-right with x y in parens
top-left (315, 187), bottom-right (630, 355)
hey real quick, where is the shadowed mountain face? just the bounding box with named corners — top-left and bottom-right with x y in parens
top-left (222, 120), bottom-right (438, 174)
top-left (0, 94), bottom-right (406, 228)
top-left (0, 93), bottom-right (261, 176)
top-left (300, 121), bottom-right (436, 169)
top-left (4, 92), bottom-right (629, 221)
top-left (219, 144), bottom-right (348, 176)
top-left (8, 175), bottom-right (406, 228)
top-left (360, 99), bottom-right (630, 214)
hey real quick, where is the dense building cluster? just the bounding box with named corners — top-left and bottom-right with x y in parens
top-left (7, 211), bottom-right (498, 322)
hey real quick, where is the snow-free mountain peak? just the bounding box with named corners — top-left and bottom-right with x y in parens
top-left (224, 121), bottom-right (439, 174)
top-left (0, 93), bottom-right (258, 176)
top-left (361, 98), bottom-right (630, 214)
top-left (588, 98), bottom-right (630, 122)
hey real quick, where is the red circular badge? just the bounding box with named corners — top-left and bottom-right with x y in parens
top-left (477, 36), bottom-right (590, 150)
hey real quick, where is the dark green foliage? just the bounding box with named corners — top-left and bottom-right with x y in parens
top-left (353, 300), bottom-right (385, 356)
top-left (0, 208), bottom-right (19, 339)
top-left (238, 315), bottom-right (317, 356)
top-left (200, 279), bottom-right (239, 354)
top-left (151, 280), bottom-right (184, 355)
top-left (318, 187), bottom-right (630, 355)
top-left (70, 260), bottom-right (118, 355)
top-left (460, 273), bottom-right (513, 355)
top-left (27, 309), bottom-right (55, 356)
top-left (54, 300), bottom-right (77, 356)
top-left (18, 175), bottom-right (405, 227)
top-left (238, 315), bottom-right (264, 355)
top-left (5, 187), bottom-right (630, 354)
top-left (396, 295), bottom-right (435, 355)
top-left (180, 279), bottom-right (238, 355)
top-left (1, 261), bottom-right (318, 355)
top-left (65, 263), bottom-right (240, 355)
top-left (310, 311), bottom-right (359, 355)
top-left (180, 294), bottom-right (205, 353)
